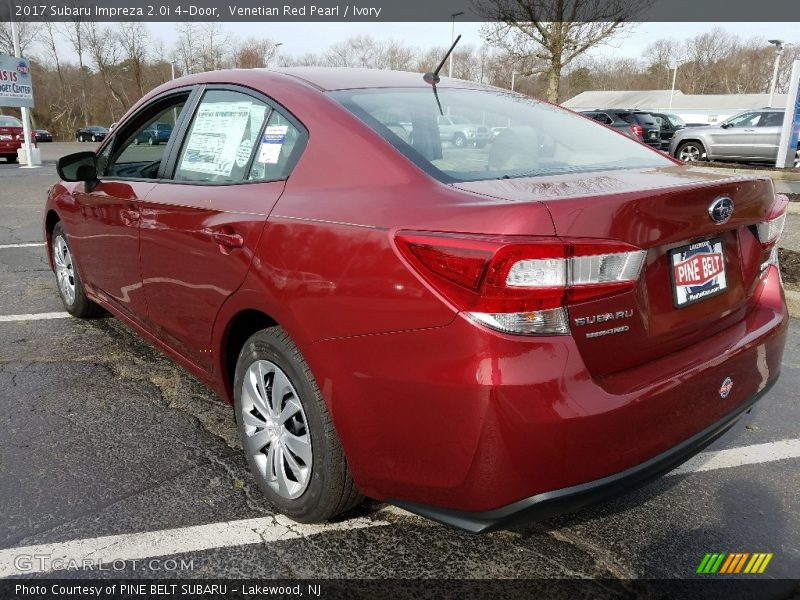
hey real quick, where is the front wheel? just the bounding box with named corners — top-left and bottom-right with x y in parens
top-left (5, 154), bottom-right (17, 163)
top-left (453, 133), bottom-right (467, 148)
top-left (148, 136), bottom-right (155, 146)
top-left (51, 222), bottom-right (100, 318)
top-left (794, 149), bottom-right (799, 169)
top-left (234, 327), bottom-right (362, 522)
top-left (676, 140), bottom-right (706, 163)
top-left (78, 135), bottom-right (85, 142)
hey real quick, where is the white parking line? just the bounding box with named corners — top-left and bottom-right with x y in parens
top-left (0, 242), bottom-right (44, 249)
top-left (0, 514), bottom-right (390, 577)
top-left (669, 439), bottom-right (800, 476)
top-left (0, 312), bottom-right (70, 322)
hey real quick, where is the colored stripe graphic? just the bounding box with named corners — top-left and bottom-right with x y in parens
top-left (700, 552), bottom-right (773, 574)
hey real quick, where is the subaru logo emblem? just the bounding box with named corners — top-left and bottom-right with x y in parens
top-left (709, 197), bottom-right (734, 224)
top-left (719, 377), bottom-right (733, 398)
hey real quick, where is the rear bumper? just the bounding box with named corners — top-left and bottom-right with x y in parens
top-left (304, 266), bottom-right (787, 522)
top-left (391, 378), bottom-right (774, 533)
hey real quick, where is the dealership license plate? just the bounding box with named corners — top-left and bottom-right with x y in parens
top-left (669, 238), bottom-right (728, 308)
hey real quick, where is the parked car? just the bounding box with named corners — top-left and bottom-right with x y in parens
top-left (579, 109), bottom-right (661, 147)
top-left (134, 122), bottom-right (173, 145)
top-left (670, 108), bottom-right (800, 167)
top-left (437, 114), bottom-right (491, 148)
top-left (647, 112), bottom-right (687, 150)
top-left (46, 68), bottom-right (788, 532)
top-left (75, 126), bottom-right (108, 143)
top-left (0, 115), bottom-right (24, 162)
top-left (34, 129), bottom-right (54, 142)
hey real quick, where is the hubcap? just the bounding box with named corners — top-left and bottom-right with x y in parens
top-left (53, 236), bottom-right (76, 305)
top-left (679, 144), bottom-right (701, 162)
top-left (794, 150), bottom-right (799, 169)
top-left (240, 360), bottom-right (312, 499)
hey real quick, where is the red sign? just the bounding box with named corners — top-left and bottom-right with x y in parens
top-left (673, 252), bottom-right (724, 286)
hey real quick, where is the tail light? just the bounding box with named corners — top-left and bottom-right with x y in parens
top-left (755, 194), bottom-right (789, 274)
top-left (395, 232), bottom-right (646, 335)
top-left (629, 124), bottom-right (643, 138)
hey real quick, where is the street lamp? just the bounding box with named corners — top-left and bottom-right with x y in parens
top-left (668, 60), bottom-right (686, 111)
top-left (448, 11), bottom-right (464, 78)
top-left (768, 40), bottom-right (788, 107)
top-left (273, 42), bottom-right (283, 68)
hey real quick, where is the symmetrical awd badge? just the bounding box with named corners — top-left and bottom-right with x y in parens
top-left (709, 196), bottom-right (734, 224)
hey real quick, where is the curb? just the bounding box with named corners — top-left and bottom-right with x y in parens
top-left (689, 166), bottom-right (800, 181)
top-left (786, 203), bottom-right (800, 215)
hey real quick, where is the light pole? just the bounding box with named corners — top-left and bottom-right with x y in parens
top-left (768, 40), bottom-right (788, 107)
top-left (668, 61), bottom-right (685, 111)
top-left (448, 11), bottom-right (464, 78)
top-left (511, 71), bottom-right (517, 91)
top-left (273, 42), bottom-right (283, 68)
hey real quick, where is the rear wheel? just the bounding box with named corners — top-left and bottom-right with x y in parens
top-left (78, 135), bottom-right (84, 142)
top-left (676, 141), bottom-right (706, 163)
top-left (794, 149), bottom-right (799, 169)
top-left (91, 135), bottom-right (97, 142)
top-left (234, 327), bottom-right (362, 522)
top-left (133, 138), bottom-right (140, 146)
top-left (5, 154), bottom-right (17, 163)
top-left (51, 222), bottom-right (100, 318)
top-left (453, 133), bottom-right (467, 148)
top-left (148, 136), bottom-right (155, 146)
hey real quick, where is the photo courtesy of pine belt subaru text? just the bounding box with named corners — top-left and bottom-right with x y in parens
top-left (44, 67), bottom-right (788, 533)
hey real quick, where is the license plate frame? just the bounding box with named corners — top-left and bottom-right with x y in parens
top-left (669, 238), bottom-right (728, 308)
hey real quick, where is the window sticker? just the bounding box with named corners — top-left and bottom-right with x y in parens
top-left (258, 125), bottom-right (289, 164)
top-left (235, 139), bottom-right (253, 168)
top-left (179, 102), bottom-right (253, 176)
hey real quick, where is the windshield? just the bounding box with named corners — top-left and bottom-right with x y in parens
top-left (0, 116), bottom-right (23, 127)
top-left (332, 88), bottom-right (672, 183)
top-left (666, 114), bottom-right (685, 128)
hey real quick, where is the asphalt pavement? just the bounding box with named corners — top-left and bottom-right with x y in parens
top-left (0, 145), bottom-right (798, 592)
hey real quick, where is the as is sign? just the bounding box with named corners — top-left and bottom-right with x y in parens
top-left (0, 55), bottom-right (34, 108)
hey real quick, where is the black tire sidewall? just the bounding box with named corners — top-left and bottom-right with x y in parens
top-left (233, 328), bottom-right (339, 521)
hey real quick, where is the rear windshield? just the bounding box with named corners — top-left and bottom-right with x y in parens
top-left (0, 116), bottom-right (22, 127)
top-left (331, 88), bottom-right (671, 183)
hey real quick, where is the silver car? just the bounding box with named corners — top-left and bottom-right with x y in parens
top-left (669, 108), bottom-right (799, 167)
top-left (437, 115), bottom-right (491, 148)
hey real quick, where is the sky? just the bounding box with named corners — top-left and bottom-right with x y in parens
top-left (141, 21), bottom-right (800, 60)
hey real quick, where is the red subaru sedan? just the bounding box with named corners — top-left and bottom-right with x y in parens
top-left (45, 68), bottom-right (788, 532)
top-left (0, 115), bottom-right (26, 163)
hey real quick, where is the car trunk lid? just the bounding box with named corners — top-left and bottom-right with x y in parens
top-left (452, 165), bottom-right (776, 376)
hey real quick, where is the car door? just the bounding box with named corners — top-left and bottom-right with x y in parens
top-left (708, 111), bottom-right (762, 159)
top-left (138, 86), bottom-right (307, 372)
top-left (754, 111), bottom-right (785, 161)
top-left (68, 90), bottom-right (194, 321)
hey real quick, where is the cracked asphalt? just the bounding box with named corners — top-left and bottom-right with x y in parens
top-left (1, 144), bottom-right (799, 588)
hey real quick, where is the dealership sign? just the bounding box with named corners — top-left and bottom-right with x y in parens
top-left (777, 59), bottom-right (800, 169)
top-left (0, 55), bottom-right (34, 108)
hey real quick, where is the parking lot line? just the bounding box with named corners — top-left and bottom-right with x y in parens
top-left (0, 242), bottom-right (44, 249)
top-left (0, 312), bottom-right (70, 322)
top-left (0, 514), bottom-right (390, 577)
top-left (668, 439), bottom-right (800, 475)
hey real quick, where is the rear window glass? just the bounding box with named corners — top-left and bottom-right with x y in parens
top-left (0, 116), bottom-right (23, 127)
top-left (331, 88), bottom-right (672, 183)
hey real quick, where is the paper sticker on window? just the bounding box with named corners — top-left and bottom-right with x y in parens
top-left (258, 125), bottom-right (289, 164)
top-left (179, 102), bottom-right (253, 176)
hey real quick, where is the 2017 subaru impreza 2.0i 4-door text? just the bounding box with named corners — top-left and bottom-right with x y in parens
top-left (45, 68), bottom-right (788, 533)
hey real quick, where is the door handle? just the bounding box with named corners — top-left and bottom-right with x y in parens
top-left (210, 230), bottom-right (244, 249)
top-left (743, 129), bottom-right (756, 132)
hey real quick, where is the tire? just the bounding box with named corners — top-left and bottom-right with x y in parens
top-left (78, 135), bottom-right (84, 142)
top-left (453, 133), bottom-right (467, 148)
top-left (675, 140), bottom-right (706, 163)
top-left (133, 138), bottom-right (140, 146)
top-left (474, 141), bottom-right (486, 149)
top-left (148, 136), bottom-right (155, 146)
top-left (91, 135), bottom-right (97, 142)
top-left (6, 154), bottom-right (17, 163)
top-left (794, 149), bottom-right (799, 169)
top-left (234, 327), bottom-right (362, 522)
top-left (51, 222), bottom-right (100, 318)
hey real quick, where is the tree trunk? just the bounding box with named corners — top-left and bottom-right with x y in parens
top-left (546, 61), bottom-right (562, 103)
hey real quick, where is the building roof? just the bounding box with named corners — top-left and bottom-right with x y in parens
top-left (563, 90), bottom-right (789, 112)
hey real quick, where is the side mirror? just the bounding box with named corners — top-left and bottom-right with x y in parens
top-left (720, 123), bottom-right (731, 129)
top-left (57, 151), bottom-right (98, 184)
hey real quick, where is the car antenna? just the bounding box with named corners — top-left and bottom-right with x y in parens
top-left (423, 34), bottom-right (461, 116)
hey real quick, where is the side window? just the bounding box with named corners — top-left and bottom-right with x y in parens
top-left (726, 112), bottom-right (761, 128)
top-left (174, 90), bottom-right (268, 183)
top-left (247, 111), bottom-right (303, 182)
top-left (760, 112), bottom-right (784, 127)
top-left (104, 97), bottom-right (187, 179)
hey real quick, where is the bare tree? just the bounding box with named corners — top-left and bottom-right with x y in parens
top-left (479, 0), bottom-right (647, 101)
top-left (85, 22), bottom-right (128, 119)
top-left (0, 21), bottom-right (38, 56)
top-left (62, 19), bottom-right (90, 127)
top-left (117, 22), bottom-right (149, 97)
top-left (233, 37), bottom-right (275, 69)
top-left (173, 23), bottom-right (200, 75)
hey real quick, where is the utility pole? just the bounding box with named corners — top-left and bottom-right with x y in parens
top-left (9, 15), bottom-right (36, 168)
top-left (448, 12), bottom-right (464, 79)
top-left (768, 40), bottom-right (786, 108)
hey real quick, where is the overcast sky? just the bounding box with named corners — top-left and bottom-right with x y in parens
top-left (47, 21), bottom-right (800, 62)
top-left (143, 21), bottom-right (800, 58)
